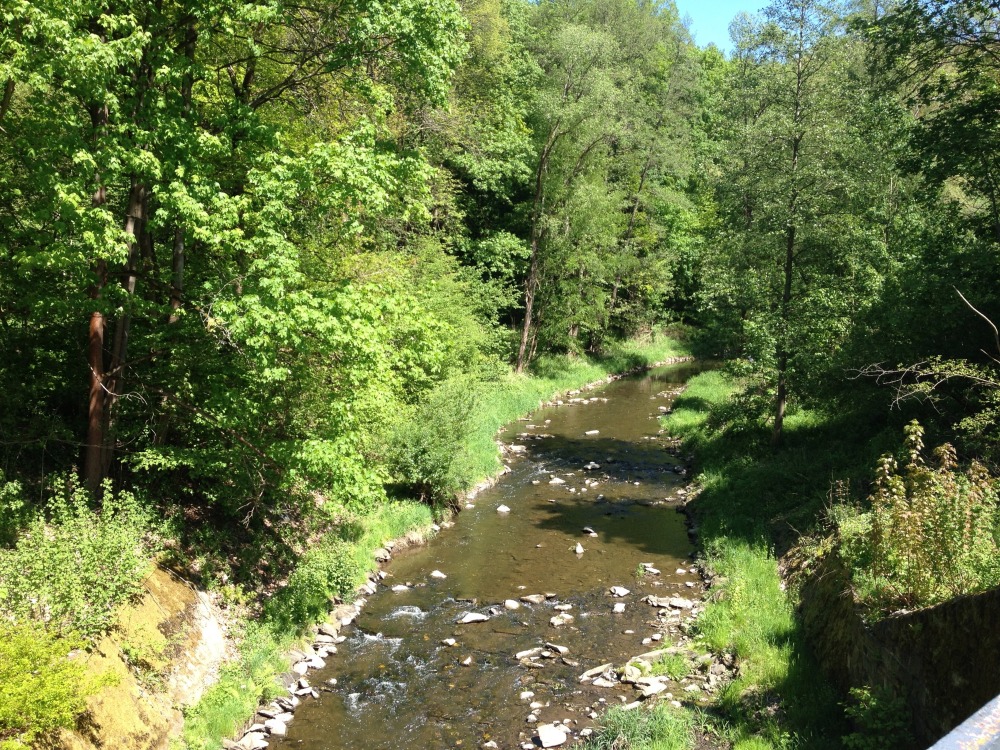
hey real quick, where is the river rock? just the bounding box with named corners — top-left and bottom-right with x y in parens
top-left (291, 661), bottom-right (309, 676)
top-left (545, 642), bottom-right (569, 655)
top-left (613, 602), bottom-right (626, 613)
top-left (585, 430), bottom-right (599, 436)
top-left (458, 612), bottom-right (490, 624)
top-left (643, 595), bottom-right (671, 608)
top-left (609, 586), bottom-right (630, 597)
top-left (640, 682), bottom-right (668, 698)
top-left (621, 664), bottom-right (642, 683)
top-left (373, 548), bottom-right (391, 562)
top-left (504, 599), bottom-right (521, 610)
top-left (521, 594), bottom-right (546, 605)
top-left (553, 603), bottom-right (572, 611)
top-left (592, 677), bottom-right (617, 688)
top-left (579, 663), bottom-right (613, 681)
top-left (239, 732), bottom-right (269, 750)
top-left (431, 570), bottom-right (447, 579)
top-left (317, 622), bottom-right (339, 637)
top-left (264, 719), bottom-right (287, 736)
top-left (549, 477), bottom-right (566, 485)
top-left (583, 462), bottom-right (600, 470)
top-left (668, 597), bottom-right (695, 609)
top-left (537, 723), bottom-right (568, 748)
top-left (574, 543), bottom-right (584, 555)
top-left (497, 504), bottom-right (511, 513)
top-left (516, 647), bottom-right (543, 659)
top-left (549, 613), bottom-right (574, 627)
top-left (391, 584), bottom-right (410, 592)
top-left (509, 444), bottom-right (527, 453)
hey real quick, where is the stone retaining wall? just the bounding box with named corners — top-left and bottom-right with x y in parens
top-left (798, 551), bottom-right (1000, 746)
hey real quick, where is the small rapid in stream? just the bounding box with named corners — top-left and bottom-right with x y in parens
top-left (273, 361), bottom-right (705, 750)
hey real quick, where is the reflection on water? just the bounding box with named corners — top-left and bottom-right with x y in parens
top-left (274, 361), bottom-right (705, 750)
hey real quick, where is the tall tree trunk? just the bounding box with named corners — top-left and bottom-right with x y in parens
top-left (516, 124), bottom-right (561, 373)
top-left (772, 188), bottom-right (799, 447)
top-left (84, 102), bottom-right (109, 495)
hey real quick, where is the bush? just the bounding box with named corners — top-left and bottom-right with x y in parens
top-left (265, 538), bottom-right (356, 631)
top-left (0, 477), bottom-right (154, 638)
top-left (0, 620), bottom-right (112, 749)
top-left (839, 421), bottom-right (1000, 614)
top-left (388, 377), bottom-right (481, 502)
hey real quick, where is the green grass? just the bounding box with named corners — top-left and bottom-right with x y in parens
top-left (649, 653), bottom-right (692, 681)
top-left (659, 370), bottom-right (899, 749)
top-left (584, 703), bottom-right (696, 750)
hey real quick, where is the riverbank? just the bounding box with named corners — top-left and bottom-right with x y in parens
top-left (645, 370), bottom-right (901, 750)
top-left (179, 332), bottom-right (692, 750)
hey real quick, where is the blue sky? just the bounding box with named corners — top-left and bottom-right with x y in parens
top-left (673, 0), bottom-right (762, 52)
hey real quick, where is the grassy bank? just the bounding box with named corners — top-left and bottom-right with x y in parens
top-left (182, 332), bottom-right (691, 749)
top-left (649, 370), bottom-right (902, 750)
top-left (594, 371), bottom-right (898, 750)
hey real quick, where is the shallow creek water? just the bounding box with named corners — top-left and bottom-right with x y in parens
top-left (274, 361), bottom-right (705, 749)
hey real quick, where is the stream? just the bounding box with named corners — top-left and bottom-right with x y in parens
top-left (273, 360), bottom-right (705, 749)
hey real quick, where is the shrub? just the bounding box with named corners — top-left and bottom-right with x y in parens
top-left (265, 538), bottom-right (356, 631)
top-left (841, 421), bottom-right (1000, 613)
top-left (0, 477), bottom-right (154, 638)
top-left (0, 620), bottom-right (112, 749)
top-left (388, 377), bottom-right (480, 502)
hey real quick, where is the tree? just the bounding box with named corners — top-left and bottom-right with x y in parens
top-left (702, 0), bottom-right (892, 444)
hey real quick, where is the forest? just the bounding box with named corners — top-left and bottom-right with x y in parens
top-left (1, 0), bottom-right (999, 748)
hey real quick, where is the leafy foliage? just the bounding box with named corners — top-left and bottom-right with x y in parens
top-left (0, 478), bottom-right (154, 639)
top-left (838, 421), bottom-right (1000, 614)
top-left (0, 620), bottom-right (113, 750)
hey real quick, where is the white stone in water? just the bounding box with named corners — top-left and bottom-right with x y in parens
top-left (391, 584), bottom-right (410, 592)
top-left (651, 633), bottom-right (662, 641)
top-left (676, 568), bottom-right (688, 575)
top-left (530, 701), bottom-right (545, 709)
top-left (442, 638), bottom-right (456, 647)
top-left (610, 586), bottom-right (630, 597)
top-left (585, 430), bottom-right (599, 436)
top-left (292, 661), bottom-right (309, 676)
top-left (264, 719), bottom-right (287, 736)
top-left (575, 543), bottom-right (584, 555)
top-left (537, 724), bottom-right (568, 748)
top-left (584, 462), bottom-right (601, 470)
top-left (430, 570), bottom-right (447, 579)
top-left (496, 504), bottom-right (511, 513)
top-left (462, 656), bottom-right (473, 666)
top-left (668, 597), bottom-right (694, 609)
top-left (550, 613), bottom-right (574, 627)
top-left (516, 647), bottom-right (543, 659)
top-left (458, 612), bottom-right (490, 624)
top-left (613, 602), bottom-right (626, 614)
top-left (520, 691), bottom-right (535, 701)
top-left (553, 603), bottom-right (572, 611)
top-left (549, 477), bottom-right (566, 485)
top-left (592, 677), bottom-right (617, 688)
top-left (521, 594), bottom-right (546, 605)
top-left (545, 642), bottom-right (569, 655)
top-left (526, 714), bottom-right (538, 723)
top-left (504, 599), bottom-right (521, 610)
top-left (642, 638), bottom-right (653, 646)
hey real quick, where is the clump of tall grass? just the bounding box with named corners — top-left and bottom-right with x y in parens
top-left (584, 703), bottom-right (694, 750)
